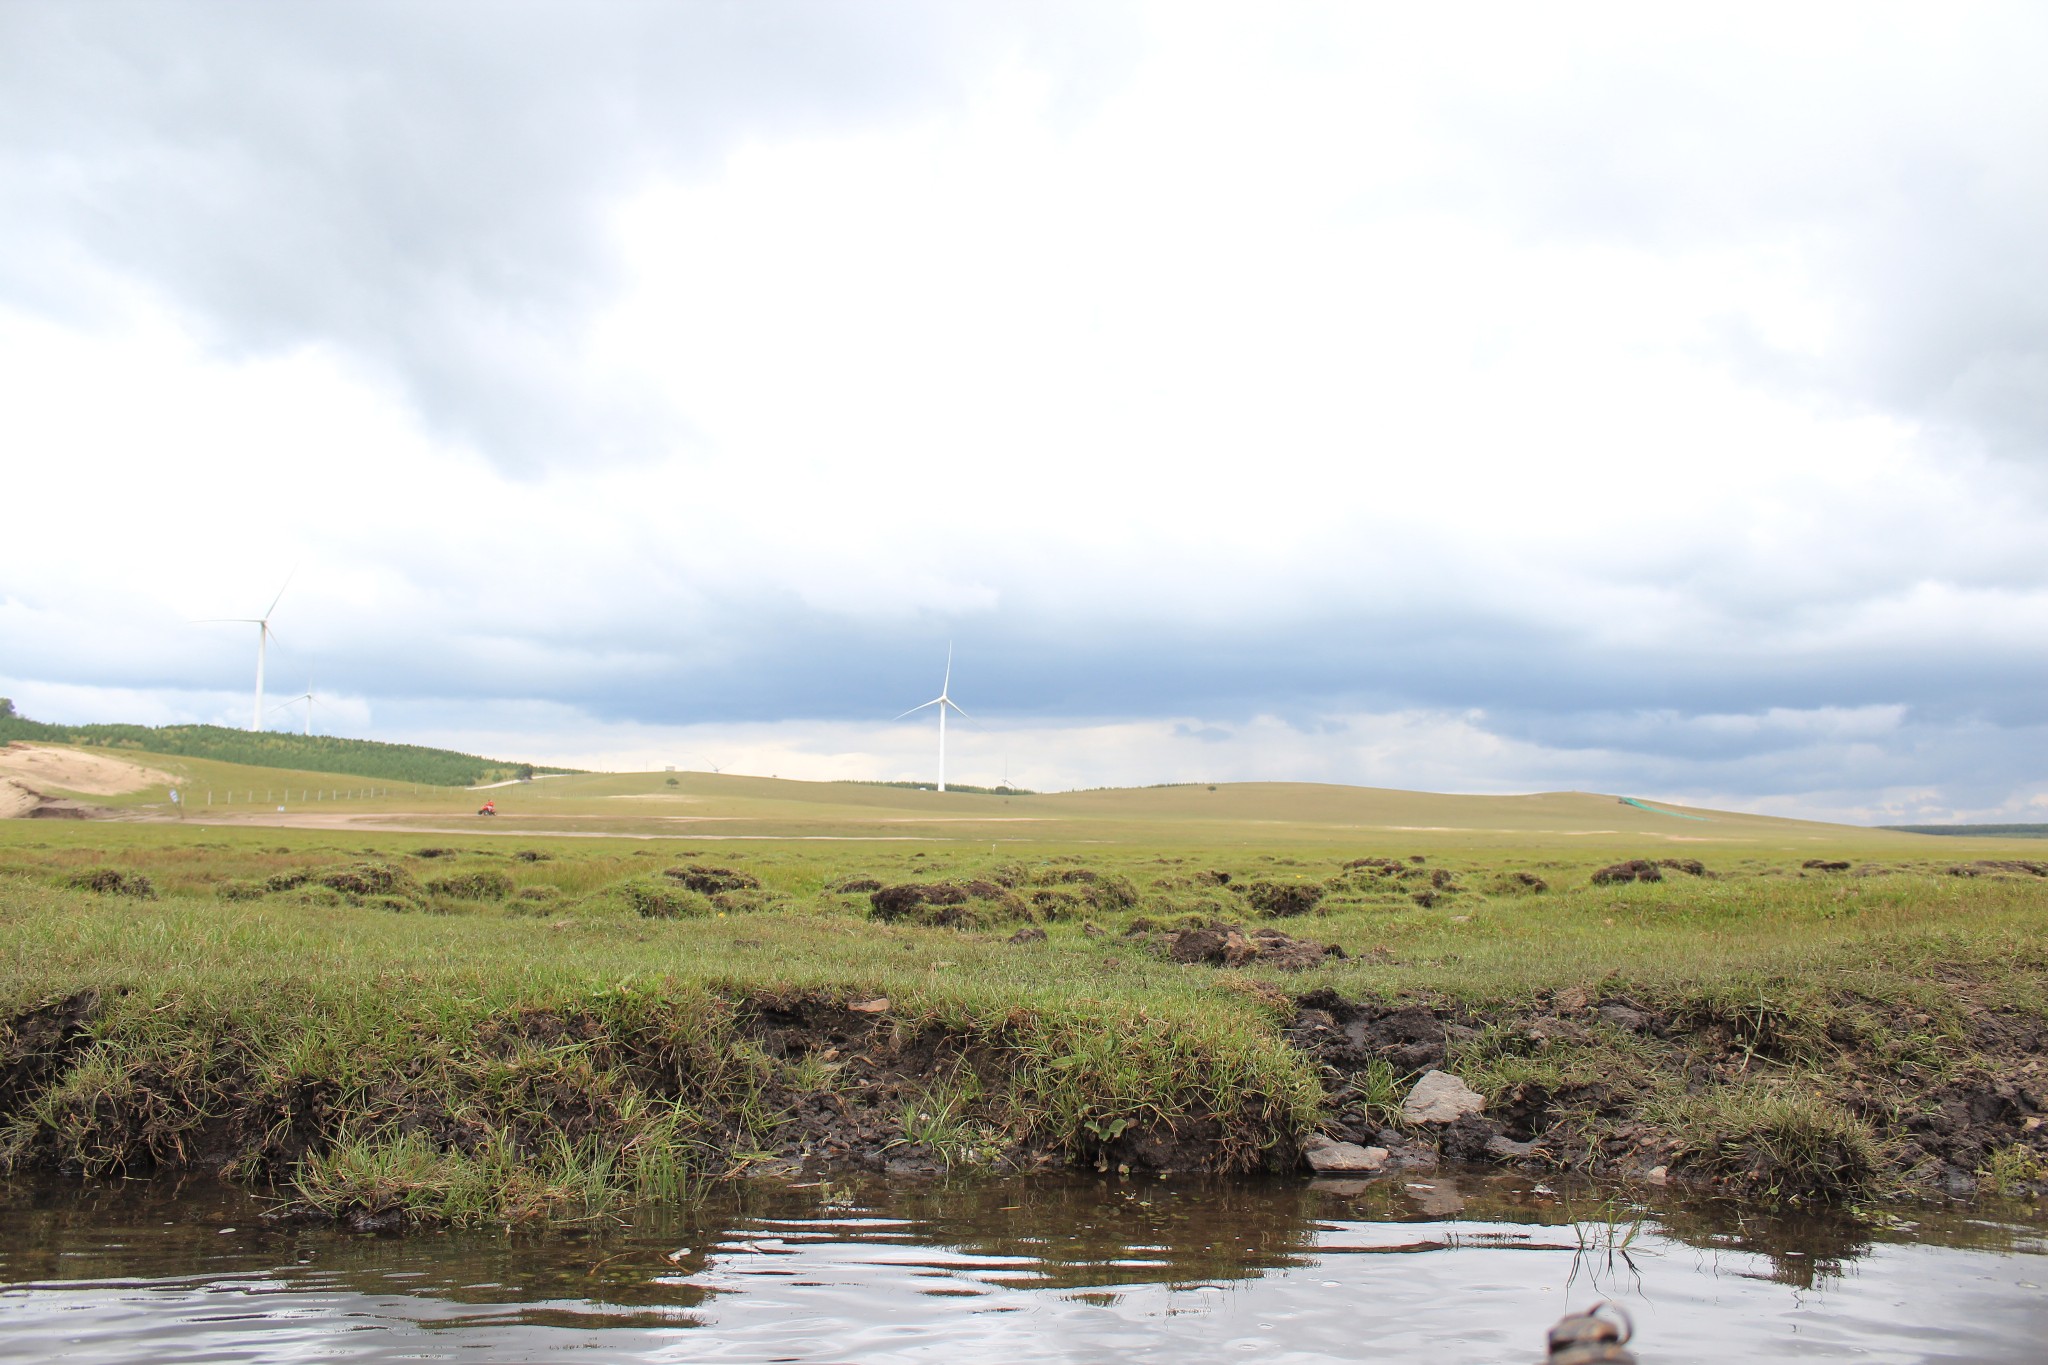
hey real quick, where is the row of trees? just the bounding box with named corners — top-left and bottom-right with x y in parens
top-left (0, 707), bottom-right (567, 787)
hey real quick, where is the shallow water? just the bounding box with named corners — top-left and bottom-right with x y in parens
top-left (2, 1171), bottom-right (2043, 1363)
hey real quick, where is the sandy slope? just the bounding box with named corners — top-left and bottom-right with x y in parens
top-left (0, 743), bottom-right (173, 797)
top-left (0, 778), bottom-right (42, 818)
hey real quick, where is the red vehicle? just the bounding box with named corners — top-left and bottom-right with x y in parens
top-left (478, 799), bottom-right (497, 816)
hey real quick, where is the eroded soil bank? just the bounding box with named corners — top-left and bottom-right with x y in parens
top-left (4, 976), bottom-right (2042, 1231)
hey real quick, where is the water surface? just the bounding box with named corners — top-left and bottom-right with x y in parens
top-left (2, 1171), bottom-right (2043, 1362)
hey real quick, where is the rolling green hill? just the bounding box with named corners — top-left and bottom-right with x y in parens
top-left (0, 710), bottom-right (572, 787)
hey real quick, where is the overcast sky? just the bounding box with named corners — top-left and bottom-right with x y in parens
top-left (4, 1), bottom-right (2046, 823)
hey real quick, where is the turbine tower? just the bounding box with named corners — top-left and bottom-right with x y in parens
top-left (203, 576), bottom-right (291, 731)
top-left (898, 646), bottom-right (969, 792)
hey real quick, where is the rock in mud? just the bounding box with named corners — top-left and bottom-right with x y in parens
top-left (1596, 1003), bottom-right (1652, 1032)
top-left (1591, 859), bottom-right (1662, 886)
top-left (1402, 1070), bottom-right (1486, 1124)
top-left (1301, 1133), bottom-right (1389, 1173)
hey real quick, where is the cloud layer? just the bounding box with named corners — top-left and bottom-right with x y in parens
top-left (4, 2), bottom-right (2045, 823)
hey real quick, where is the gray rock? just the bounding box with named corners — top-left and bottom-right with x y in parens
top-left (1484, 1134), bottom-right (1537, 1160)
top-left (1401, 1070), bottom-right (1486, 1124)
top-left (1597, 1003), bottom-right (1649, 1032)
top-left (1302, 1133), bottom-right (1390, 1173)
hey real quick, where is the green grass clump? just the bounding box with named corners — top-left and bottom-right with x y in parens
top-left (3, 812), bottom-right (2046, 1222)
top-left (424, 869), bottom-right (514, 901)
top-left (1651, 1085), bottom-right (1885, 1201)
top-left (615, 877), bottom-right (713, 918)
top-left (64, 868), bottom-right (155, 899)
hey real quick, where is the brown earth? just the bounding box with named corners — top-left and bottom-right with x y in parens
top-left (1286, 986), bottom-right (2048, 1201)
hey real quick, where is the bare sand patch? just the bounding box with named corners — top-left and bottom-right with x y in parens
top-left (0, 743), bottom-right (174, 796)
top-left (0, 778), bottom-right (42, 818)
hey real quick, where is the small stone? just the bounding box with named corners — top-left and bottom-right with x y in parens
top-left (1484, 1135), bottom-right (1536, 1160)
top-left (847, 997), bottom-right (890, 1014)
top-left (1401, 1070), bottom-right (1486, 1124)
top-left (1302, 1133), bottom-right (1389, 1173)
top-left (1645, 1165), bottom-right (1669, 1185)
top-left (1597, 1004), bottom-right (1649, 1032)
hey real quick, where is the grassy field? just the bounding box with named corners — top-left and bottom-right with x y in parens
top-left (3, 746), bottom-right (2045, 1228)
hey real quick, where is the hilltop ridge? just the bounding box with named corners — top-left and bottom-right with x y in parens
top-left (0, 711), bottom-right (572, 788)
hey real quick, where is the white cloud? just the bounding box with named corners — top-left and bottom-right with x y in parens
top-left (4, 3), bottom-right (2046, 822)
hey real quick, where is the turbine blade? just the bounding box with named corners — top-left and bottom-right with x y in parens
top-left (264, 569), bottom-right (295, 621)
top-left (944, 699), bottom-right (970, 718)
top-left (895, 698), bottom-right (943, 720)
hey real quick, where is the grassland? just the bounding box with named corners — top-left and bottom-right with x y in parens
top-left (0, 713), bottom-right (569, 786)
top-left (2, 746), bottom-right (2045, 1229)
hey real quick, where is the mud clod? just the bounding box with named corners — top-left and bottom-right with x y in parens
top-left (666, 865), bottom-right (760, 894)
top-left (1802, 859), bottom-right (1851, 872)
top-left (1238, 880), bottom-right (1326, 918)
top-left (65, 868), bottom-right (155, 898)
top-left (869, 881), bottom-right (1026, 928)
top-left (1145, 922), bottom-right (1341, 971)
top-left (1592, 860), bottom-right (1663, 886)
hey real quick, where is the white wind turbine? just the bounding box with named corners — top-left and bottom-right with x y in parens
top-left (897, 646), bottom-right (969, 792)
top-left (270, 675), bottom-right (315, 736)
top-left (202, 575), bottom-right (291, 732)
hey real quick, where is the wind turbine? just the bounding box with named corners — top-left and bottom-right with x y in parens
top-left (201, 575), bottom-right (291, 731)
top-left (271, 675), bottom-right (315, 736)
top-left (897, 646), bottom-right (969, 792)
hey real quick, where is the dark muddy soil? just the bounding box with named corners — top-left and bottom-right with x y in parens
top-left (1590, 859), bottom-right (1662, 885)
top-left (1285, 986), bottom-right (2048, 1201)
top-left (0, 990), bottom-right (100, 1117)
top-left (1127, 922), bottom-right (1343, 972)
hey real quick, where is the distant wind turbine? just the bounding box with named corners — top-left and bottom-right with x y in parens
top-left (200, 574), bottom-right (292, 731)
top-left (270, 675), bottom-right (315, 736)
top-left (897, 646), bottom-right (969, 792)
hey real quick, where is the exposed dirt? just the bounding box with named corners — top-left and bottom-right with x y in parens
top-left (0, 990), bottom-right (101, 1118)
top-left (868, 881), bottom-right (1029, 928)
top-left (0, 743), bottom-right (172, 797)
top-left (1129, 921), bottom-right (1344, 971)
top-left (1591, 859), bottom-right (1663, 885)
top-left (666, 865), bottom-right (761, 894)
top-left (1285, 987), bottom-right (2048, 1201)
top-left (0, 778), bottom-right (39, 819)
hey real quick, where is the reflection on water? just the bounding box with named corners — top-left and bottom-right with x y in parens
top-left (1, 1170), bottom-right (2044, 1362)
